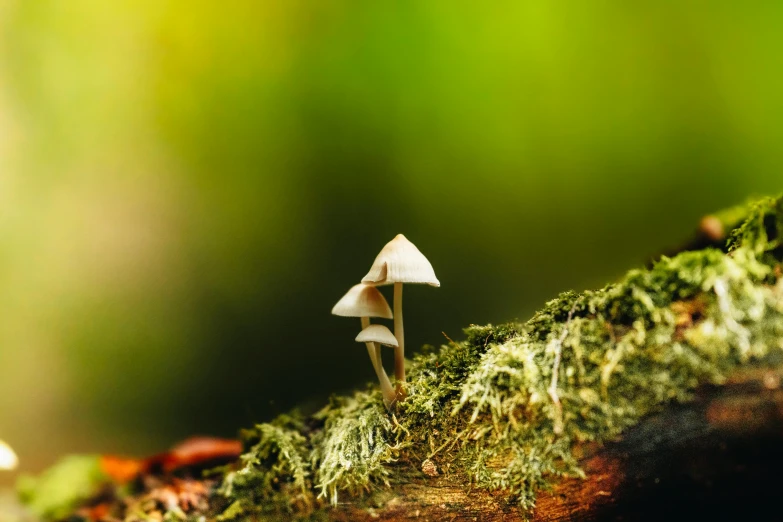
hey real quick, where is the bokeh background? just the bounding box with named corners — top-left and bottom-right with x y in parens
top-left (1, 1), bottom-right (782, 484)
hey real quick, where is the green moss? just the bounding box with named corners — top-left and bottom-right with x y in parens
top-left (728, 196), bottom-right (783, 261)
top-left (224, 195), bottom-right (783, 515)
top-left (216, 413), bottom-right (311, 519)
top-left (21, 195), bottom-right (783, 520)
top-left (311, 393), bottom-right (401, 505)
top-left (17, 455), bottom-right (106, 520)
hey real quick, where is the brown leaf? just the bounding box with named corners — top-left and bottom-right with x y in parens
top-left (151, 437), bottom-right (242, 473)
top-left (100, 455), bottom-right (146, 483)
top-left (101, 436), bottom-right (241, 484)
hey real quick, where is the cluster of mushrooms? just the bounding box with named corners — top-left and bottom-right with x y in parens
top-left (332, 234), bottom-right (439, 409)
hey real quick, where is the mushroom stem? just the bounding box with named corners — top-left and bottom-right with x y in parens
top-left (361, 317), bottom-right (378, 368)
top-left (375, 352), bottom-right (396, 409)
top-left (373, 342), bottom-right (396, 407)
top-left (375, 343), bottom-right (383, 375)
top-left (361, 317), bottom-right (396, 408)
top-left (393, 282), bottom-right (406, 393)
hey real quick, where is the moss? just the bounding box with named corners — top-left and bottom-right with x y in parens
top-left (21, 195), bottom-right (783, 520)
top-left (311, 393), bottom-right (402, 505)
top-left (216, 413), bottom-right (311, 519)
top-left (17, 455), bottom-right (106, 520)
top-left (728, 195), bottom-right (783, 262)
top-left (222, 195), bottom-right (783, 516)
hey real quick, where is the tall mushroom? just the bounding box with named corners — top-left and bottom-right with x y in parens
top-left (331, 283), bottom-right (396, 407)
top-left (362, 234), bottom-right (439, 397)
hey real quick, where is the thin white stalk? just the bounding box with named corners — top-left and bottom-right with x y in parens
top-left (376, 352), bottom-right (396, 409)
top-left (361, 316), bottom-right (396, 408)
top-left (393, 282), bottom-right (407, 399)
top-left (361, 317), bottom-right (381, 372)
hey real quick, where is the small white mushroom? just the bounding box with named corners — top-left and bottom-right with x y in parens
top-left (356, 324), bottom-right (398, 348)
top-left (332, 284), bottom-right (396, 407)
top-left (362, 234), bottom-right (439, 398)
top-left (0, 439), bottom-right (18, 471)
top-left (331, 283), bottom-right (393, 320)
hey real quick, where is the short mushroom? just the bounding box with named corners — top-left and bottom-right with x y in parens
top-left (332, 283), bottom-right (396, 407)
top-left (355, 324), bottom-right (399, 408)
top-left (0, 439), bottom-right (18, 471)
top-left (362, 234), bottom-right (439, 396)
top-left (356, 323), bottom-right (398, 347)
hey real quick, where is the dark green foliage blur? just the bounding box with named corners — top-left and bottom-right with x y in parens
top-left (0, 1), bottom-right (782, 480)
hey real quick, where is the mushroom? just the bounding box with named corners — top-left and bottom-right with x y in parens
top-left (362, 234), bottom-right (439, 396)
top-left (356, 323), bottom-right (398, 347)
top-left (0, 439), bottom-right (18, 471)
top-left (332, 283), bottom-right (396, 407)
top-left (355, 324), bottom-right (399, 408)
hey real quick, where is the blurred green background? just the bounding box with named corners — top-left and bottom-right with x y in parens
top-left (1, 1), bottom-right (782, 484)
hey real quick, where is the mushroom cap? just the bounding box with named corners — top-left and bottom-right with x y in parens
top-left (361, 234), bottom-right (440, 287)
top-left (331, 283), bottom-right (393, 319)
top-left (355, 324), bottom-right (398, 347)
top-left (0, 439), bottom-right (18, 471)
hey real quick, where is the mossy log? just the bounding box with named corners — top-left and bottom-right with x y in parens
top-left (15, 195), bottom-right (783, 522)
top-left (323, 366), bottom-right (783, 521)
